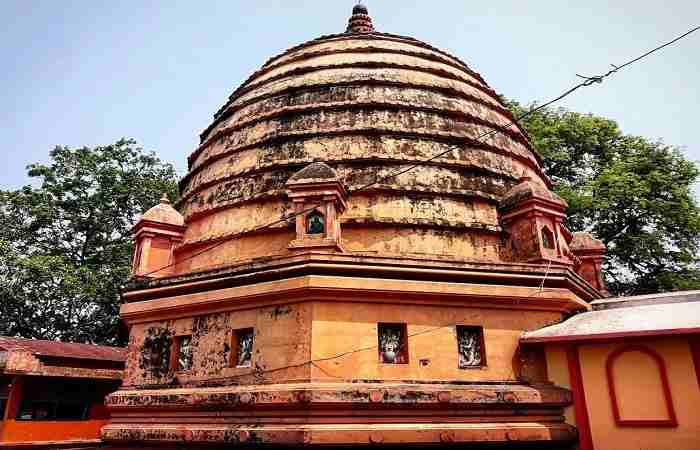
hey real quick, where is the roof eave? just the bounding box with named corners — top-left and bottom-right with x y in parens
top-left (521, 326), bottom-right (700, 345)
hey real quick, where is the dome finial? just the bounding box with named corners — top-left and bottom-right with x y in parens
top-left (346, 2), bottom-right (374, 33)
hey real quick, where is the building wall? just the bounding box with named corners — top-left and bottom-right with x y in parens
top-left (123, 302), bottom-right (314, 387)
top-left (310, 301), bottom-right (561, 382)
top-left (123, 298), bottom-right (563, 387)
top-left (544, 344), bottom-right (576, 426)
top-left (545, 337), bottom-right (700, 450)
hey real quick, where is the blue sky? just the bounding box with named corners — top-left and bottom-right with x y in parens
top-left (1, 1), bottom-right (698, 196)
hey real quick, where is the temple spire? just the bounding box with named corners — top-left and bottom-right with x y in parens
top-left (346, 2), bottom-right (374, 33)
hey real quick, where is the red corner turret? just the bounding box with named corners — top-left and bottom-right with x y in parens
top-left (499, 177), bottom-right (575, 265)
top-left (131, 195), bottom-right (185, 278)
top-left (570, 232), bottom-right (609, 296)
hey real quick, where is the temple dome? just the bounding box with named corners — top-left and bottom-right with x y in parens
top-left (175, 5), bottom-right (551, 267)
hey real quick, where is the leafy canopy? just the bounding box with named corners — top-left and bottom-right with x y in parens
top-left (509, 101), bottom-right (700, 295)
top-left (0, 139), bottom-right (178, 345)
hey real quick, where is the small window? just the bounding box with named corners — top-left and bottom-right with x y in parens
top-left (231, 328), bottom-right (255, 368)
top-left (141, 329), bottom-right (172, 374)
top-left (173, 335), bottom-right (193, 372)
top-left (541, 226), bottom-right (555, 250)
top-left (378, 323), bottom-right (409, 364)
top-left (457, 326), bottom-right (486, 368)
top-left (306, 210), bottom-right (325, 235)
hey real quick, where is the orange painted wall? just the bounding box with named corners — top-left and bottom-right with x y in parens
top-left (546, 337), bottom-right (700, 450)
top-left (544, 344), bottom-right (576, 426)
top-left (311, 301), bottom-right (562, 382)
top-left (0, 419), bottom-right (107, 443)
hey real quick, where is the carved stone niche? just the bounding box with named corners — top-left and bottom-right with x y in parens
top-left (132, 195), bottom-right (185, 278)
top-left (286, 162), bottom-right (348, 252)
top-left (499, 177), bottom-right (575, 265)
top-left (570, 232), bottom-right (609, 296)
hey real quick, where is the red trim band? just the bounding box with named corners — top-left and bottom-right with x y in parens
top-left (605, 345), bottom-right (678, 428)
top-left (566, 345), bottom-right (594, 450)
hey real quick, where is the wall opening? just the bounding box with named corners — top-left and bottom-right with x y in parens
top-left (541, 226), bottom-right (555, 250)
top-left (306, 210), bottom-right (326, 235)
top-left (456, 325), bottom-right (486, 368)
top-left (231, 328), bottom-right (255, 368)
top-left (172, 335), bottom-right (193, 372)
top-left (378, 323), bottom-right (408, 364)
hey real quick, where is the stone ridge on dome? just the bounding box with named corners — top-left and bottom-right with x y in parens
top-left (206, 31), bottom-right (492, 129)
top-left (196, 27), bottom-right (541, 169)
top-left (195, 6), bottom-right (542, 173)
top-left (204, 6), bottom-right (498, 133)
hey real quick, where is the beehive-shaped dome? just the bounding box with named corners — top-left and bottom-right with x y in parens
top-left (175, 5), bottom-right (550, 269)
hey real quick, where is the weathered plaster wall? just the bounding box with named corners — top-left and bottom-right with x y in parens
top-left (123, 302), bottom-right (312, 388)
top-left (123, 299), bottom-right (563, 387)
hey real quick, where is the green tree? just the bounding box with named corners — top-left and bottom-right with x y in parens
top-left (0, 139), bottom-right (178, 345)
top-left (509, 101), bottom-right (700, 295)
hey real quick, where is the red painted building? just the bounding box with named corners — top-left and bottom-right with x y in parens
top-left (0, 337), bottom-right (125, 449)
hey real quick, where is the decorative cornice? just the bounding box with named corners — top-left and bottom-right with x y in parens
top-left (122, 253), bottom-right (601, 303)
top-left (120, 274), bottom-right (591, 324)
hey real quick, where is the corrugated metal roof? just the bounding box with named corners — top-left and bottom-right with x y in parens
top-left (0, 336), bottom-right (127, 363)
top-left (522, 295), bottom-right (700, 343)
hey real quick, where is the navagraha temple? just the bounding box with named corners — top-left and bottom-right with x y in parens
top-left (4, 5), bottom-right (698, 450)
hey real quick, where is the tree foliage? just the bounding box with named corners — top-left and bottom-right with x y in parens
top-left (509, 101), bottom-right (700, 295)
top-left (0, 139), bottom-right (178, 344)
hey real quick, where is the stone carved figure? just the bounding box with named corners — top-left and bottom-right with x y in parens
top-left (177, 336), bottom-right (193, 371)
top-left (379, 326), bottom-right (404, 364)
top-left (140, 328), bottom-right (172, 377)
top-left (237, 330), bottom-right (254, 367)
top-left (458, 328), bottom-right (483, 368)
top-left (307, 211), bottom-right (325, 235)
